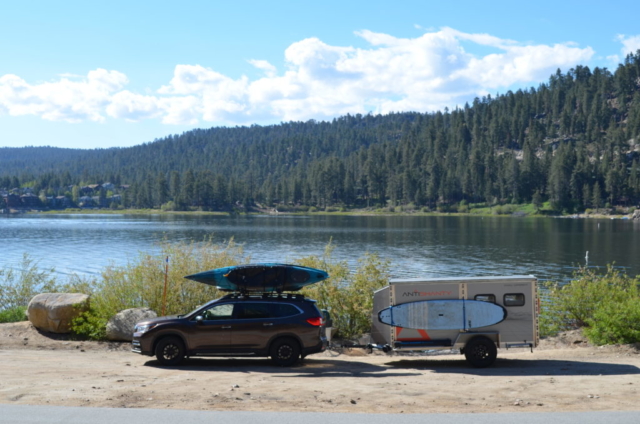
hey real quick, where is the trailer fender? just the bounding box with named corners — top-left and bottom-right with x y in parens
top-left (454, 331), bottom-right (499, 352)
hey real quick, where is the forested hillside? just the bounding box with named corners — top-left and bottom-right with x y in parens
top-left (2, 53), bottom-right (640, 213)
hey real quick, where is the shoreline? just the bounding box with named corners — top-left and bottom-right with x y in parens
top-left (10, 207), bottom-right (639, 220)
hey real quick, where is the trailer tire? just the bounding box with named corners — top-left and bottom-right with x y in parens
top-left (464, 337), bottom-right (497, 368)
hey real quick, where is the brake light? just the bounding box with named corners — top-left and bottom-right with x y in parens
top-left (306, 317), bottom-right (324, 327)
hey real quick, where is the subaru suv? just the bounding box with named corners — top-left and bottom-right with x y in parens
top-left (131, 293), bottom-right (326, 366)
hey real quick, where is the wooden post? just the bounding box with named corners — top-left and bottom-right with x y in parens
top-left (161, 256), bottom-right (169, 316)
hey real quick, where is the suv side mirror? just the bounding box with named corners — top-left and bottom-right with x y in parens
top-left (195, 315), bottom-right (204, 324)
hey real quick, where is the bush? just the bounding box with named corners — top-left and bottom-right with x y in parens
top-left (161, 201), bottom-right (178, 211)
top-left (492, 204), bottom-right (517, 215)
top-left (0, 306), bottom-right (28, 323)
top-left (0, 254), bottom-right (58, 312)
top-left (539, 266), bottom-right (640, 344)
top-left (298, 243), bottom-right (390, 339)
top-left (457, 200), bottom-right (469, 213)
top-left (69, 239), bottom-right (245, 339)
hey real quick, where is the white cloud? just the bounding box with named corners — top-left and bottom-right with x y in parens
top-left (617, 34), bottom-right (640, 56)
top-left (0, 28), bottom-right (596, 126)
top-left (248, 59), bottom-right (277, 77)
top-left (612, 34), bottom-right (640, 65)
top-left (608, 34), bottom-right (640, 66)
top-left (106, 91), bottom-right (163, 122)
top-left (0, 69), bottom-right (127, 123)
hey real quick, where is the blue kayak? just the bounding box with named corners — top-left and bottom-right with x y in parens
top-left (184, 263), bottom-right (329, 292)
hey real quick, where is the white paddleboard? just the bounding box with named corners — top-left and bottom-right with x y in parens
top-left (377, 299), bottom-right (507, 330)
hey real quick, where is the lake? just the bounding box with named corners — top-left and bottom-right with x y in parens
top-left (1, 213), bottom-right (639, 282)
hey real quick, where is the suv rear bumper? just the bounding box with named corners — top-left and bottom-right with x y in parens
top-left (303, 338), bottom-right (326, 356)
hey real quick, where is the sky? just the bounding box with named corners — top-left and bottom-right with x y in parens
top-left (1, 0), bottom-right (640, 149)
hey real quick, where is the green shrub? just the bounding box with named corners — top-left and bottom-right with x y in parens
top-left (583, 295), bottom-right (640, 345)
top-left (299, 243), bottom-right (390, 339)
top-left (539, 266), bottom-right (640, 344)
top-left (71, 309), bottom-right (108, 340)
top-left (0, 306), bottom-right (28, 323)
top-left (160, 201), bottom-right (178, 211)
top-left (0, 254), bottom-right (58, 311)
top-left (70, 239), bottom-right (245, 338)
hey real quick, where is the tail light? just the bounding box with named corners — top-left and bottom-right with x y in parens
top-left (306, 316), bottom-right (324, 327)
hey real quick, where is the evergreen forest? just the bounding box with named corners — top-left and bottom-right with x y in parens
top-left (2, 53), bottom-right (640, 213)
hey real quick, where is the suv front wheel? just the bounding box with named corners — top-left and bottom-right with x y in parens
top-left (270, 337), bottom-right (300, 367)
top-left (155, 336), bottom-right (185, 366)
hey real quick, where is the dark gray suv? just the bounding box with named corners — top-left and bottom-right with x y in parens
top-left (132, 293), bottom-right (326, 366)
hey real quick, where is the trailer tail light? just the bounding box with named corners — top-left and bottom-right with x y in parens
top-left (306, 317), bottom-right (324, 327)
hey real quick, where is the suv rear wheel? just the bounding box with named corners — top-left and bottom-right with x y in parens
top-left (270, 337), bottom-right (300, 367)
top-left (155, 336), bottom-right (185, 366)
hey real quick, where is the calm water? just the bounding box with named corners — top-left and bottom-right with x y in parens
top-left (1, 213), bottom-right (639, 282)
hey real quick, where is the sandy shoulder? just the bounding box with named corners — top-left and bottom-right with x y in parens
top-left (0, 322), bottom-right (639, 414)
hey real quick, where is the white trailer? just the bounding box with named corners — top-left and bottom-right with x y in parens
top-left (370, 275), bottom-right (539, 367)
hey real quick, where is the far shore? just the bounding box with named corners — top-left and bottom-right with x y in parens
top-left (8, 206), bottom-right (639, 221)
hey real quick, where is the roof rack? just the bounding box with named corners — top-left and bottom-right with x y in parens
top-left (220, 292), bottom-right (306, 300)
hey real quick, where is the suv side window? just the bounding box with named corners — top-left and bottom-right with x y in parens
top-left (272, 303), bottom-right (302, 318)
top-left (201, 303), bottom-right (234, 320)
top-left (235, 302), bottom-right (272, 319)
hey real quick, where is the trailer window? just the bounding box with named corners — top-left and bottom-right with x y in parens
top-left (474, 294), bottom-right (496, 303)
top-left (504, 293), bottom-right (525, 306)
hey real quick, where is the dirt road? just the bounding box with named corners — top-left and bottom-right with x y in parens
top-left (0, 322), bottom-right (639, 413)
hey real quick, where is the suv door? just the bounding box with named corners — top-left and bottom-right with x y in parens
top-left (230, 302), bottom-right (302, 352)
top-left (229, 302), bottom-right (275, 352)
top-left (189, 302), bottom-right (235, 353)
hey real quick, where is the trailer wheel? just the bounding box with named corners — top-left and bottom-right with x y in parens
top-left (464, 337), bottom-right (497, 368)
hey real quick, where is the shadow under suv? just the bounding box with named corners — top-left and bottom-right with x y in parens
top-left (132, 293), bottom-right (326, 366)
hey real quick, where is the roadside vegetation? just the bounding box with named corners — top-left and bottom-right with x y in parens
top-left (3, 244), bottom-right (639, 345)
top-left (539, 266), bottom-right (640, 345)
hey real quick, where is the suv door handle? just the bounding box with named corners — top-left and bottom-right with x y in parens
top-left (263, 323), bottom-right (274, 326)
top-left (221, 326), bottom-right (232, 329)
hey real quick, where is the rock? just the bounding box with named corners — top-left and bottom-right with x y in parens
top-left (106, 308), bottom-right (157, 341)
top-left (632, 209), bottom-right (640, 220)
top-left (27, 293), bottom-right (90, 334)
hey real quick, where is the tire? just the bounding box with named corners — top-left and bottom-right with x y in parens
top-left (155, 336), bottom-right (185, 366)
top-left (464, 337), bottom-right (497, 368)
top-left (270, 338), bottom-right (301, 367)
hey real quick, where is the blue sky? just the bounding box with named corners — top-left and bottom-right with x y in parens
top-left (1, 0), bottom-right (639, 149)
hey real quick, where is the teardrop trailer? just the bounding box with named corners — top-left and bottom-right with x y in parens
top-left (132, 265), bottom-right (539, 368)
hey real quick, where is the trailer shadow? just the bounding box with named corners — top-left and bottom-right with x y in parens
top-left (144, 357), bottom-right (422, 378)
top-left (385, 357), bottom-right (640, 376)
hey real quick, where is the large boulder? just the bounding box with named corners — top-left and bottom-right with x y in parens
top-left (27, 293), bottom-right (90, 334)
top-left (106, 308), bottom-right (157, 341)
top-left (632, 209), bottom-right (640, 220)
